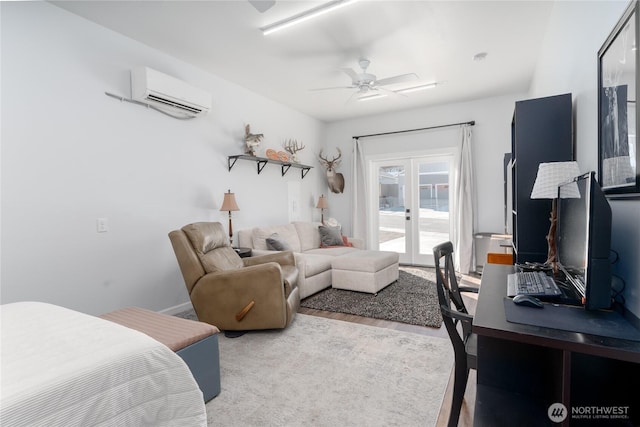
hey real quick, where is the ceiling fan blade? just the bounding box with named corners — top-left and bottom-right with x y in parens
top-left (345, 91), bottom-right (361, 105)
top-left (377, 86), bottom-right (406, 98)
top-left (310, 86), bottom-right (356, 92)
top-left (376, 73), bottom-right (419, 87)
top-left (341, 67), bottom-right (359, 83)
top-left (248, 0), bottom-right (276, 13)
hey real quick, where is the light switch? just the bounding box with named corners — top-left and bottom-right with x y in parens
top-left (97, 218), bottom-right (109, 233)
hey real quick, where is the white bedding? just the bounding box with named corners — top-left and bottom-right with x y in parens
top-left (0, 302), bottom-right (206, 426)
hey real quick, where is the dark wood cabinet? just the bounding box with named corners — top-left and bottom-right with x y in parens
top-left (511, 93), bottom-right (574, 263)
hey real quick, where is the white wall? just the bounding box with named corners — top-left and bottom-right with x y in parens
top-left (0, 2), bottom-right (325, 315)
top-left (324, 93), bottom-right (525, 238)
top-left (529, 0), bottom-right (639, 319)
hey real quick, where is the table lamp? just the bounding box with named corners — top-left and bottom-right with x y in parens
top-left (220, 189), bottom-right (240, 244)
top-left (316, 194), bottom-right (328, 224)
top-left (530, 161), bottom-right (580, 266)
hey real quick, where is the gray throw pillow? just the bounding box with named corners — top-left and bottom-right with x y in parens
top-left (266, 233), bottom-right (291, 251)
top-left (318, 225), bottom-right (344, 247)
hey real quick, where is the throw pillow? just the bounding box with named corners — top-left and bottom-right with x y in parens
top-left (318, 225), bottom-right (344, 247)
top-left (342, 235), bottom-right (353, 247)
top-left (266, 233), bottom-right (292, 251)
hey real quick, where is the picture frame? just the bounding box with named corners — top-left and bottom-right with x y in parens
top-left (598, 0), bottom-right (640, 198)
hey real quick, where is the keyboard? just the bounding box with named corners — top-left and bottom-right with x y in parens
top-left (507, 271), bottom-right (562, 297)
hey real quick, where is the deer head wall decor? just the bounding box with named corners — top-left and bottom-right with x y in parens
top-left (318, 148), bottom-right (345, 194)
top-left (283, 139), bottom-right (305, 163)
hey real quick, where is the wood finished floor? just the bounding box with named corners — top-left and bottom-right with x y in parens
top-left (298, 271), bottom-right (480, 427)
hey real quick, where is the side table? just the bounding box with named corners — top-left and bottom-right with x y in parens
top-left (233, 247), bottom-right (252, 258)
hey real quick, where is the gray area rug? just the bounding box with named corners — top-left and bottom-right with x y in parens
top-left (300, 266), bottom-right (443, 328)
top-left (204, 313), bottom-right (453, 426)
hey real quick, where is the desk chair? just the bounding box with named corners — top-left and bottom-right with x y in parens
top-left (433, 241), bottom-right (478, 427)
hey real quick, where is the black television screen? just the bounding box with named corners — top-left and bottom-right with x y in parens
top-left (556, 171), bottom-right (612, 310)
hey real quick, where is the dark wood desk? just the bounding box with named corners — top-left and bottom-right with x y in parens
top-left (473, 264), bottom-right (640, 426)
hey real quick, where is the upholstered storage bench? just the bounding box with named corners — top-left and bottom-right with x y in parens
top-left (100, 307), bottom-right (221, 402)
top-left (331, 250), bottom-right (399, 294)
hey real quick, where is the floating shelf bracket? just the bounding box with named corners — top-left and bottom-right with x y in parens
top-left (256, 159), bottom-right (268, 174)
top-left (227, 154), bottom-right (313, 179)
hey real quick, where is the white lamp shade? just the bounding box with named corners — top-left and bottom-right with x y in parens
top-left (530, 161), bottom-right (581, 199)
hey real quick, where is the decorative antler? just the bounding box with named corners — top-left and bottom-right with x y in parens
top-left (318, 148), bottom-right (342, 168)
top-left (283, 139), bottom-right (305, 154)
top-left (283, 139), bottom-right (305, 163)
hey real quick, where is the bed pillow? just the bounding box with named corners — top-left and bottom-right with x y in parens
top-left (318, 225), bottom-right (344, 247)
top-left (266, 233), bottom-right (292, 251)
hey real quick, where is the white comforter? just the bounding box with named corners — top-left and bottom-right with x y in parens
top-left (0, 302), bottom-right (206, 426)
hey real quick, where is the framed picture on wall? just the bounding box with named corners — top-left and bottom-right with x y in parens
top-left (598, 0), bottom-right (640, 198)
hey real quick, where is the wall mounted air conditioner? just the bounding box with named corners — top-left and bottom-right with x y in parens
top-left (131, 67), bottom-right (211, 116)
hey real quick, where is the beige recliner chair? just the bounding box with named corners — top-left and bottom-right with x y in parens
top-left (169, 222), bottom-right (300, 331)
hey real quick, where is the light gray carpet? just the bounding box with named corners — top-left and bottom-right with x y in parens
top-left (300, 266), bottom-right (443, 328)
top-left (204, 313), bottom-right (453, 426)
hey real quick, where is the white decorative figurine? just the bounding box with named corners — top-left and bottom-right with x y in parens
top-left (244, 124), bottom-right (263, 156)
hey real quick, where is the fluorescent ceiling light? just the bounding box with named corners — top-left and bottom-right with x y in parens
top-left (395, 83), bottom-right (438, 94)
top-left (358, 93), bottom-right (387, 102)
top-left (261, 0), bottom-right (357, 36)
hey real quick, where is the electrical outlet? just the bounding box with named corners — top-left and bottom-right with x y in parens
top-left (97, 218), bottom-right (109, 233)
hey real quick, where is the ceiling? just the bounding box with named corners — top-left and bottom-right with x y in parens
top-left (51, 0), bottom-right (555, 123)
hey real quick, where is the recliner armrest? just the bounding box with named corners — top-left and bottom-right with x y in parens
top-left (243, 250), bottom-right (295, 268)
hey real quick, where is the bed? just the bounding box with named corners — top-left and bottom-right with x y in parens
top-left (0, 302), bottom-right (207, 426)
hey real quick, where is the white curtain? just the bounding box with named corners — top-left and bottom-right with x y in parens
top-left (352, 138), bottom-right (368, 247)
top-left (453, 125), bottom-right (475, 274)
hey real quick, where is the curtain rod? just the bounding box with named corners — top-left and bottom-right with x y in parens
top-left (352, 120), bottom-right (475, 140)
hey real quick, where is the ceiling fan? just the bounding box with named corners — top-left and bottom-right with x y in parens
top-left (312, 59), bottom-right (419, 99)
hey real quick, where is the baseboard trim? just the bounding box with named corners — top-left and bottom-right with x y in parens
top-left (160, 301), bottom-right (193, 316)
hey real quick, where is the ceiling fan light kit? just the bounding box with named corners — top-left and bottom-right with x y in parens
top-left (260, 0), bottom-right (358, 35)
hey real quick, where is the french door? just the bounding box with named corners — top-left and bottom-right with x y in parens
top-left (372, 155), bottom-right (453, 266)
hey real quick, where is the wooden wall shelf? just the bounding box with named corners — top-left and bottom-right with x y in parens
top-left (227, 154), bottom-right (313, 178)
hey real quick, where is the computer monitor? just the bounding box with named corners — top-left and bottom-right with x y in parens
top-left (556, 171), bottom-right (612, 310)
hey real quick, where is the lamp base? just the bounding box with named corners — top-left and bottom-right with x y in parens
top-left (545, 199), bottom-right (558, 270)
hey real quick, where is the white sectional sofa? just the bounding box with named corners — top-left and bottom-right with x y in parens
top-left (237, 222), bottom-right (398, 299)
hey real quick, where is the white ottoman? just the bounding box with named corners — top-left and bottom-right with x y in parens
top-left (331, 250), bottom-right (399, 294)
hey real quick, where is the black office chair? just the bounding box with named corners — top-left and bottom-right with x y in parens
top-left (433, 241), bottom-right (478, 427)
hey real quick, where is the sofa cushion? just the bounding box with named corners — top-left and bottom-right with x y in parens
top-left (252, 224), bottom-right (301, 253)
top-left (294, 253), bottom-right (333, 277)
top-left (319, 225), bottom-right (344, 247)
top-left (266, 233), bottom-right (292, 251)
top-left (304, 247), bottom-right (360, 257)
top-left (293, 221), bottom-right (322, 251)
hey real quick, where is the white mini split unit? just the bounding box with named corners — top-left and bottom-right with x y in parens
top-left (131, 67), bottom-right (211, 117)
